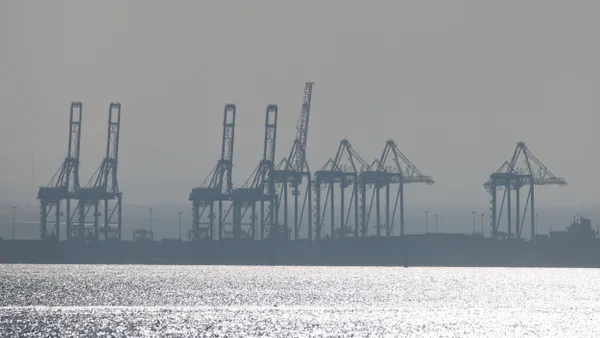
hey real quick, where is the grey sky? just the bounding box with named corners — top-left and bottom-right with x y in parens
top-left (1, 0), bottom-right (599, 208)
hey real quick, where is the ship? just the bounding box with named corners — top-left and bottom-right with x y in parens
top-left (549, 214), bottom-right (598, 241)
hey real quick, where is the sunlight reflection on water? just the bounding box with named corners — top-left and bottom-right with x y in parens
top-left (1, 265), bottom-right (599, 337)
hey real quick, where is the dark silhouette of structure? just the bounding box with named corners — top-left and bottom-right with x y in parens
top-left (37, 102), bottom-right (83, 240)
top-left (550, 214), bottom-right (597, 241)
top-left (314, 139), bottom-right (369, 239)
top-left (484, 142), bottom-right (567, 240)
top-left (271, 82), bottom-right (314, 240)
top-left (70, 103), bottom-right (123, 242)
top-left (28, 85), bottom-right (578, 265)
top-left (358, 140), bottom-right (434, 238)
top-left (229, 105), bottom-right (279, 240)
top-left (375, 140), bottom-right (434, 236)
top-left (356, 158), bottom-right (386, 237)
top-left (8, 85), bottom-right (593, 268)
top-left (189, 104), bottom-right (236, 241)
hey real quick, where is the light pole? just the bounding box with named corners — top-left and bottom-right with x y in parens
top-left (425, 211), bottom-right (429, 234)
top-left (472, 211), bottom-right (476, 235)
top-left (535, 212), bottom-right (539, 236)
top-left (12, 206), bottom-right (17, 240)
top-left (148, 207), bottom-right (153, 241)
top-left (178, 211), bottom-right (182, 241)
top-left (436, 214), bottom-right (439, 233)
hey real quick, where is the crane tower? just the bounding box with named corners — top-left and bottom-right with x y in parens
top-left (271, 82), bottom-right (314, 240)
top-left (189, 104), bottom-right (237, 241)
top-left (37, 102), bottom-right (83, 240)
top-left (229, 105), bottom-right (279, 239)
top-left (70, 103), bottom-right (123, 242)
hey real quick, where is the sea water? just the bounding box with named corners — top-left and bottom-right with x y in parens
top-left (1, 265), bottom-right (599, 337)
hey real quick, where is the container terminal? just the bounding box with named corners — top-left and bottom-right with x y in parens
top-left (2, 82), bottom-right (599, 267)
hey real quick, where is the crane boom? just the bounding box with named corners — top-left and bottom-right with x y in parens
top-left (293, 82), bottom-right (314, 172)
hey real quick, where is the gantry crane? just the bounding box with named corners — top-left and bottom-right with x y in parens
top-left (189, 104), bottom-right (237, 241)
top-left (484, 142), bottom-right (566, 240)
top-left (70, 103), bottom-right (122, 242)
top-left (37, 102), bottom-right (83, 240)
top-left (314, 139), bottom-right (370, 240)
top-left (271, 82), bottom-right (314, 240)
top-left (229, 105), bottom-right (278, 240)
top-left (359, 140), bottom-right (434, 237)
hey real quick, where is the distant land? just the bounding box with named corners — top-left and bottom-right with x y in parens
top-left (0, 201), bottom-right (595, 241)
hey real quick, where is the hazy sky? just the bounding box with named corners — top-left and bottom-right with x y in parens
top-left (1, 1), bottom-right (599, 208)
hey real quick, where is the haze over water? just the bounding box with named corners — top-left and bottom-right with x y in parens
top-left (1, 265), bottom-right (599, 337)
top-left (3, 1), bottom-right (600, 210)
